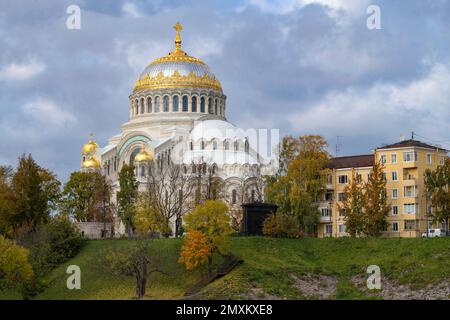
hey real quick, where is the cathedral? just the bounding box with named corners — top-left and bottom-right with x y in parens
top-left (78, 23), bottom-right (275, 238)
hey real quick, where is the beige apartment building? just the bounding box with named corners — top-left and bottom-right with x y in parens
top-left (318, 139), bottom-right (448, 238)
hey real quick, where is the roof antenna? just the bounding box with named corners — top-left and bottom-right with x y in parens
top-left (411, 131), bottom-right (414, 140)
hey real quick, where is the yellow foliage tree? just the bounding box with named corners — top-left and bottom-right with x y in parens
top-left (0, 235), bottom-right (34, 290)
top-left (178, 230), bottom-right (214, 270)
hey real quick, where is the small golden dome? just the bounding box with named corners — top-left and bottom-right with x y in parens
top-left (82, 133), bottom-right (99, 154)
top-left (135, 149), bottom-right (154, 162)
top-left (82, 156), bottom-right (101, 169)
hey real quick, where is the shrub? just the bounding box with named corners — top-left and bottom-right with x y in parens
top-left (178, 230), bottom-right (214, 271)
top-left (262, 213), bottom-right (303, 238)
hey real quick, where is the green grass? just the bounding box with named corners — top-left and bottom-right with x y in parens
top-left (1, 237), bottom-right (449, 300)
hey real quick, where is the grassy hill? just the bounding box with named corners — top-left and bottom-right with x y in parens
top-left (2, 237), bottom-right (450, 300)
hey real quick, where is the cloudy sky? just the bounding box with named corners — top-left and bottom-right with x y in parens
top-left (1, 0), bottom-right (449, 182)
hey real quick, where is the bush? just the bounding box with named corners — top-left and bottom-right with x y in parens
top-left (262, 213), bottom-right (303, 238)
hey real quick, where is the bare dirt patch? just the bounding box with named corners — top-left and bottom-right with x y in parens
top-left (351, 275), bottom-right (450, 300)
top-left (289, 273), bottom-right (339, 299)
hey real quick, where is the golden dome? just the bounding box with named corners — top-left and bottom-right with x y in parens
top-left (135, 149), bottom-right (154, 162)
top-left (82, 156), bottom-right (101, 169)
top-left (82, 133), bottom-right (99, 154)
top-left (133, 22), bottom-right (222, 93)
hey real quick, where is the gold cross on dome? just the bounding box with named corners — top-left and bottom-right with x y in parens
top-left (174, 22), bottom-right (183, 33)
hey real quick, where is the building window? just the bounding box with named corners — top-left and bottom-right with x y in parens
top-left (189, 141), bottom-right (193, 150)
top-left (192, 165), bottom-right (197, 174)
top-left (224, 141), bottom-right (229, 150)
top-left (154, 96), bottom-right (160, 112)
top-left (403, 203), bottom-right (418, 214)
top-left (214, 99), bottom-right (218, 114)
top-left (392, 189), bottom-right (398, 199)
top-left (208, 97), bottom-right (213, 114)
top-left (321, 207), bottom-right (332, 217)
top-left (338, 175), bottom-right (348, 184)
top-left (325, 224), bottom-right (332, 235)
top-left (251, 190), bottom-right (256, 202)
top-left (391, 154), bottom-right (397, 164)
top-left (392, 206), bottom-right (398, 215)
top-left (201, 141), bottom-right (205, 150)
top-left (392, 222), bottom-right (399, 232)
top-left (140, 165), bottom-right (145, 177)
top-left (326, 174), bottom-right (332, 185)
top-left (338, 192), bottom-right (345, 201)
top-left (200, 97), bottom-right (205, 113)
top-left (213, 141), bottom-right (217, 150)
top-left (426, 153), bottom-right (432, 165)
top-left (404, 186), bottom-right (417, 198)
top-left (440, 156), bottom-right (446, 165)
top-left (192, 96), bottom-right (197, 112)
top-left (147, 97), bottom-right (152, 113)
top-left (140, 98), bottom-right (145, 114)
top-left (339, 224), bottom-right (346, 233)
top-left (403, 151), bottom-right (417, 162)
top-left (380, 155), bottom-right (387, 164)
top-left (135, 99), bottom-right (139, 115)
top-left (391, 171), bottom-right (397, 181)
top-left (244, 139), bottom-right (249, 153)
top-left (325, 192), bottom-right (333, 201)
top-left (339, 208), bottom-right (347, 217)
top-left (163, 96), bottom-right (169, 112)
top-left (231, 189), bottom-right (237, 204)
top-left (234, 140), bottom-right (238, 151)
top-left (404, 220), bottom-right (417, 231)
top-left (173, 95), bottom-right (179, 112)
top-left (182, 95), bottom-right (188, 112)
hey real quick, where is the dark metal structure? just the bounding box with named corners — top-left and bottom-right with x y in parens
top-left (241, 202), bottom-right (278, 236)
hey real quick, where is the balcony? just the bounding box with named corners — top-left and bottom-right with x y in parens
top-left (403, 161), bottom-right (418, 168)
top-left (402, 179), bottom-right (417, 186)
top-left (320, 216), bottom-right (332, 223)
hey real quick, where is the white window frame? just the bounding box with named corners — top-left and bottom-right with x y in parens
top-left (338, 174), bottom-right (348, 184)
top-left (392, 189), bottom-right (398, 199)
top-left (403, 151), bottom-right (418, 162)
top-left (391, 153), bottom-right (397, 164)
top-left (392, 206), bottom-right (398, 215)
top-left (380, 154), bottom-right (387, 164)
top-left (426, 153), bottom-right (432, 165)
top-left (339, 224), bottom-right (346, 233)
top-left (391, 171), bottom-right (398, 181)
top-left (403, 203), bottom-right (419, 214)
top-left (392, 222), bottom-right (399, 232)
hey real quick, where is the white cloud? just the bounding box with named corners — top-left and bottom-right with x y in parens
top-left (122, 3), bottom-right (143, 18)
top-left (288, 63), bottom-right (450, 144)
top-left (239, 0), bottom-right (370, 15)
top-left (0, 59), bottom-right (45, 81)
top-left (22, 98), bottom-right (77, 127)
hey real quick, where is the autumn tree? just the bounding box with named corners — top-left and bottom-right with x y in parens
top-left (424, 158), bottom-right (450, 234)
top-left (178, 230), bottom-right (214, 271)
top-left (363, 161), bottom-right (390, 237)
top-left (266, 135), bottom-right (330, 236)
top-left (183, 200), bottom-right (232, 268)
top-left (0, 235), bottom-right (34, 293)
top-left (117, 164), bottom-right (139, 239)
top-left (0, 166), bottom-right (15, 236)
top-left (341, 170), bottom-right (366, 237)
top-left (262, 212), bottom-right (302, 238)
top-left (9, 154), bottom-right (61, 233)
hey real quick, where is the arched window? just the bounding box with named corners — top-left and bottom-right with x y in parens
top-left (232, 189), bottom-right (237, 204)
top-left (135, 99), bottom-right (139, 115)
top-left (234, 140), bottom-right (239, 151)
top-left (173, 95), bottom-right (179, 112)
top-left (147, 97), bottom-right (152, 113)
top-left (208, 97), bottom-right (213, 114)
top-left (202, 163), bottom-right (206, 174)
top-left (140, 165), bottom-right (145, 177)
top-left (182, 95), bottom-right (188, 112)
top-left (183, 166), bottom-right (187, 174)
top-left (245, 139), bottom-right (249, 153)
top-left (200, 97), bottom-right (205, 113)
top-left (201, 141), bottom-right (205, 150)
top-left (163, 96), bottom-right (169, 112)
top-left (129, 148), bottom-right (140, 165)
top-left (154, 96), bottom-right (160, 112)
top-left (213, 140), bottom-right (217, 150)
top-left (192, 165), bottom-right (197, 174)
top-left (251, 190), bottom-right (256, 202)
top-left (214, 99), bottom-right (218, 114)
top-left (224, 141), bottom-right (229, 150)
top-left (140, 98), bottom-right (145, 114)
top-left (190, 141), bottom-right (193, 150)
top-left (212, 164), bottom-right (217, 174)
top-left (192, 96), bottom-right (197, 112)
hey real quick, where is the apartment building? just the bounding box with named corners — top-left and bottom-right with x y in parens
top-left (318, 139), bottom-right (448, 238)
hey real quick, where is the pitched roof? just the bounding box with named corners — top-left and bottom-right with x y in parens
top-left (325, 154), bottom-right (374, 169)
top-left (377, 139), bottom-right (447, 151)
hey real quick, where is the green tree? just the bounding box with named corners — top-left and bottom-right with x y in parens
top-left (183, 200), bottom-right (232, 266)
top-left (0, 235), bottom-right (34, 292)
top-left (10, 154), bottom-right (60, 232)
top-left (61, 172), bottom-right (98, 221)
top-left (117, 164), bottom-right (139, 239)
top-left (363, 161), bottom-right (390, 237)
top-left (0, 166), bottom-right (15, 236)
top-left (424, 158), bottom-right (450, 234)
top-left (341, 170), bottom-right (366, 237)
top-left (262, 212), bottom-right (302, 238)
top-left (266, 135), bottom-right (330, 236)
